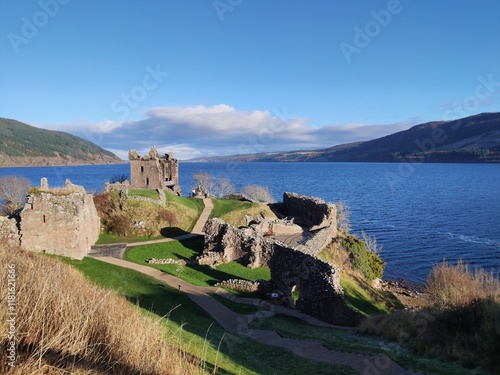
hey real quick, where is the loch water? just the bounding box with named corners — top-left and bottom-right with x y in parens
top-left (1, 162), bottom-right (499, 283)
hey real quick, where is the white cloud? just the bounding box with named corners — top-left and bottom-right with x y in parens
top-left (43, 104), bottom-right (416, 159)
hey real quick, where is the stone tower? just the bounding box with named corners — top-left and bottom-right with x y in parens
top-left (19, 178), bottom-right (100, 259)
top-left (128, 146), bottom-right (181, 195)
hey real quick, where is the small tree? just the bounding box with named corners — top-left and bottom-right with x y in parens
top-left (218, 177), bottom-right (235, 198)
top-left (192, 171), bottom-right (216, 196)
top-left (241, 185), bottom-right (275, 203)
top-left (0, 176), bottom-right (31, 215)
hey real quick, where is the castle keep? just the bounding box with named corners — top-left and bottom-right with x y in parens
top-left (128, 146), bottom-right (181, 195)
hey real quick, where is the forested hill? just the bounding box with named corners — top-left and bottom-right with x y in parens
top-left (189, 112), bottom-right (500, 163)
top-left (0, 118), bottom-right (124, 167)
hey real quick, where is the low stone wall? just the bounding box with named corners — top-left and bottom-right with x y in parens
top-left (146, 258), bottom-right (187, 266)
top-left (215, 279), bottom-right (260, 293)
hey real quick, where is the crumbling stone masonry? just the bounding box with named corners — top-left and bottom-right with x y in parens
top-left (128, 146), bottom-right (181, 195)
top-left (200, 218), bottom-right (275, 268)
top-left (281, 192), bottom-right (337, 230)
top-left (0, 215), bottom-right (20, 247)
top-left (3, 178), bottom-right (101, 259)
top-left (269, 245), bottom-right (362, 326)
top-left (201, 192), bottom-right (362, 326)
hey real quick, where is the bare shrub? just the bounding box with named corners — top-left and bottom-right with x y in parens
top-left (158, 209), bottom-right (178, 227)
top-left (109, 174), bottom-right (129, 183)
top-left (426, 259), bottom-right (500, 310)
top-left (241, 185), bottom-right (275, 203)
top-left (218, 177), bottom-right (235, 198)
top-left (0, 247), bottom-right (201, 374)
top-left (105, 212), bottom-right (131, 236)
top-left (0, 176), bottom-right (31, 215)
top-left (335, 201), bottom-right (351, 233)
top-left (93, 192), bottom-right (113, 221)
top-left (192, 171), bottom-right (216, 196)
top-left (361, 230), bottom-right (381, 255)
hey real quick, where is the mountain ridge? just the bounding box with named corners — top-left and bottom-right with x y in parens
top-left (189, 112), bottom-right (500, 163)
top-left (0, 118), bottom-right (124, 167)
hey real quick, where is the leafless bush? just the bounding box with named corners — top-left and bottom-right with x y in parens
top-left (241, 185), bottom-right (275, 203)
top-left (158, 209), bottom-right (178, 227)
top-left (335, 201), bottom-right (351, 233)
top-left (192, 171), bottom-right (216, 196)
top-left (218, 177), bottom-right (235, 198)
top-left (0, 176), bottom-right (31, 215)
top-left (361, 230), bottom-right (381, 254)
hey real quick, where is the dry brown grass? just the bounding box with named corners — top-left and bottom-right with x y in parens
top-left (358, 261), bottom-right (500, 372)
top-left (427, 259), bottom-right (500, 310)
top-left (0, 246), bottom-right (204, 374)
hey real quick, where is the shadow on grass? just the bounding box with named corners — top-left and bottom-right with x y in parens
top-left (63, 256), bottom-right (353, 375)
top-left (160, 226), bottom-right (192, 238)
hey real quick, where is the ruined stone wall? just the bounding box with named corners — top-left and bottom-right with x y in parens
top-left (19, 179), bottom-right (100, 259)
top-left (282, 192), bottom-right (337, 230)
top-left (269, 245), bottom-right (362, 326)
top-left (0, 216), bottom-right (20, 247)
top-left (200, 218), bottom-right (275, 268)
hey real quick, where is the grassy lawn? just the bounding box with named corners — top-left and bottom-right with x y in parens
top-left (249, 314), bottom-right (477, 375)
top-left (57, 255), bottom-right (356, 375)
top-left (210, 199), bottom-right (256, 218)
top-left (340, 274), bottom-right (403, 316)
top-left (210, 198), bottom-right (276, 227)
top-left (129, 188), bottom-right (160, 199)
top-left (124, 238), bottom-right (271, 288)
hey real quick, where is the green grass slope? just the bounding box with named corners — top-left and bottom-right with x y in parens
top-left (0, 117), bottom-right (123, 166)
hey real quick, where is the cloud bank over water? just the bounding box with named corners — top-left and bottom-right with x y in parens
top-left (60, 104), bottom-right (415, 160)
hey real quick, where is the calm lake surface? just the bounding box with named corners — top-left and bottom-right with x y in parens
top-left (1, 162), bottom-right (499, 283)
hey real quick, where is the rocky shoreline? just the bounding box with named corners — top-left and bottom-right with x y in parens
top-left (380, 278), bottom-right (428, 310)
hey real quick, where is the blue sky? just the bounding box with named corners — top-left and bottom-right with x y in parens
top-left (1, 0), bottom-right (499, 160)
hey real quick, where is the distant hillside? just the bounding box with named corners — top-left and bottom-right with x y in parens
top-left (0, 118), bottom-right (124, 167)
top-left (190, 112), bottom-right (500, 163)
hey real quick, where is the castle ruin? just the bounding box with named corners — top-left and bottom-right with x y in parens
top-left (0, 178), bottom-right (100, 259)
top-left (128, 146), bottom-right (181, 195)
top-left (201, 192), bottom-right (363, 326)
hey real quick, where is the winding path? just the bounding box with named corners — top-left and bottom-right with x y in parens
top-left (90, 197), bottom-right (421, 375)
